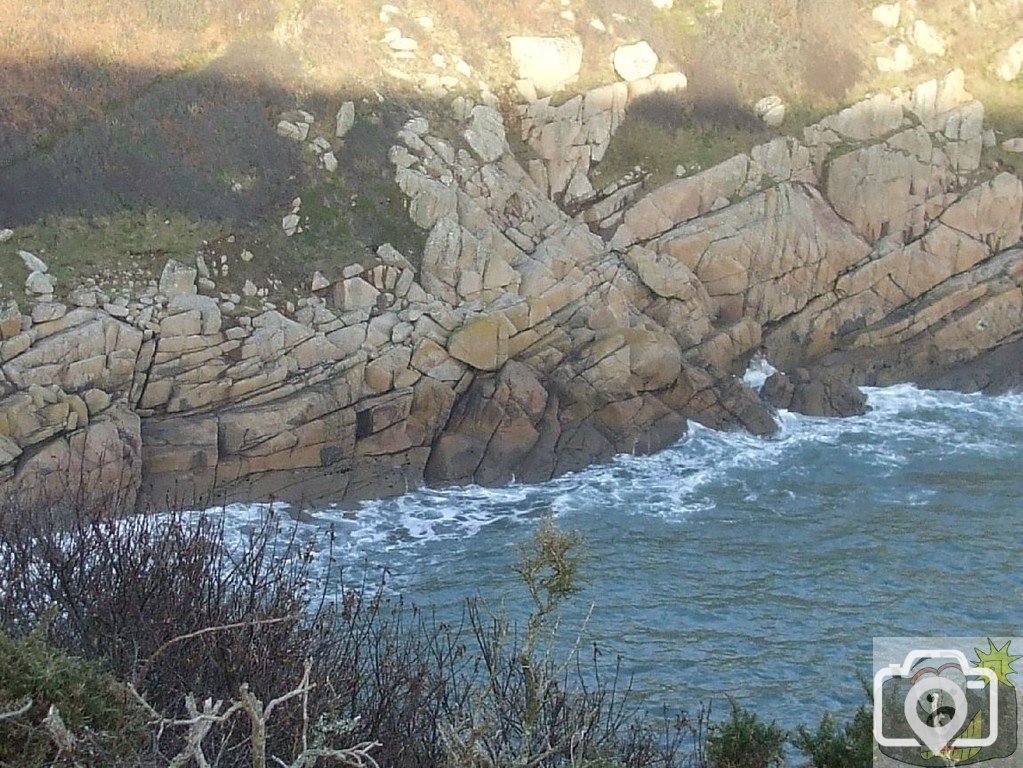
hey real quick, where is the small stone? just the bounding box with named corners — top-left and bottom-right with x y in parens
top-left (283, 214), bottom-right (301, 237)
top-left (1002, 138), bottom-right (1023, 153)
top-left (871, 2), bottom-right (900, 27)
top-left (0, 301), bottom-right (19, 339)
top-left (415, 15), bottom-right (433, 28)
top-left (18, 250), bottom-right (48, 273)
top-left (589, 18), bottom-right (606, 32)
top-left (343, 263), bottom-right (364, 278)
top-left (389, 36), bottom-right (418, 52)
top-left (322, 151), bottom-right (338, 172)
top-left (877, 43), bottom-right (914, 73)
top-left (674, 164), bottom-right (687, 177)
top-left (335, 101), bottom-right (356, 137)
top-left (912, 20), bottom-right (946, 58)
top-left (240, 249), bottom-right (254, 262)
top-left (276, 120), bottom-right (309, 141)
top-left (83, 389), bottom-right (111, 414)
top-left (68, 288), bottom-right (98, 308)
top-left (25, 271), bottom-right (54, 294)
top-left (158, 259), bottom-right (197, 297)
top-left (104, 303), bottom-right (129, 318)
top-left (312, 270), bottom-right (330, 291)
top-left (455, 59), bottom-right (472, 78)
top-left (994, 39), bottom-right (1023, 82)
top-left (198, 277), bottom-right (217, 291)
top-left (0, 229), bottom-right (12, 243)
top-left (243, 280), bottom-right (258, 297)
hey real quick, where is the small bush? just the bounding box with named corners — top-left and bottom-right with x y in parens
top-left (0, 629), bottom-right (145, 766)
top-left (706, 700), bottom-right (786, 768)
top-left (793, 705), bottom-right (872, 768)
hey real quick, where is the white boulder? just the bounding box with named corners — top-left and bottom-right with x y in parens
top-left (18, 250), bottom-right (48, 273)
top-left (755, 96), bottom-right (786, 128)
top-left (613, 41), bottom-right (659, 82)
top-left (507, 36), bottom-right (583, 95)
top-left (994, 39), bottom-right (1023, 82)
top-left (912, 20), bottom-right (946, 57)
top-left (871, 2), bottom-right (900, 27)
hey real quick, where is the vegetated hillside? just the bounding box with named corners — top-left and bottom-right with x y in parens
top-left (0, 0), bottom-right (1021, 308)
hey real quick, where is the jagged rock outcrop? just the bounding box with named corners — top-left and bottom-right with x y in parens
top-left (0, 70), bottom-right (1020, 511)
top-left (760, 370), bottom-right (869, 418)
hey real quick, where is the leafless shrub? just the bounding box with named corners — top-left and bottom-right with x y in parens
top-left (0, 502), bottom-right (704, 767)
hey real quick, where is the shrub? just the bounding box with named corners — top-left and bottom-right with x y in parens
top-left (0, 503), bottom-right (698, 767)
top-left (706, 700), bottom-right (786, 768)
top-left (793, 703), bottom-right (872, 768)
top-left (0, 628), bottom-right (145, 766)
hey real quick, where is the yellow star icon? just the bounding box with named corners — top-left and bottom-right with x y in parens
top-left (975, 639), bottom-right (1022, 688)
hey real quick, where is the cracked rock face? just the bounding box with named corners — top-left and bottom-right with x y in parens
top-left (0, 70), bottom-right (1020, 511)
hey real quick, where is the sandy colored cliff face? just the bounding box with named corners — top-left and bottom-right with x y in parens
top-left (1, 0), bottom-right (1022, 510)
top-left (0, 66), bottom-right (1020, 512)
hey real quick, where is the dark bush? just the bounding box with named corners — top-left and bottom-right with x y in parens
top-left (706, 699), bottom-right (786, 768)
top-left (0, 628), bottom-right (146, 766)
top-left (0, 504), bottom-right (700, 767)
top-left (793, 703), bottom-right (872, 768)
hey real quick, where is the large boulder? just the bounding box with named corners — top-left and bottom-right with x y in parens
top-left (612, 41), bottom-right (658, 82)
top-left (761, 370), bottom-right (868, 417)
top-left (508, 36), bottom-right (583, 95)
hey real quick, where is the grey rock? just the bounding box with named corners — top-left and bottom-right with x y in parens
top-left (25, 271), bottom-right (53, 294)
top-left (158, 259), bottom-right (197, 297)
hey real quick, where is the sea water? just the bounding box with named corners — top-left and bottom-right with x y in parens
top-left (215, 378), bottom-right (1023, 725)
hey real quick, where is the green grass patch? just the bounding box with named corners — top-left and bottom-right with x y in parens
top-left (1, 210), bottom-right (226, 307)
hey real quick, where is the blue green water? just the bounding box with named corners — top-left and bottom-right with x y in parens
top-left (224, 379), bottom-right (1023, 725)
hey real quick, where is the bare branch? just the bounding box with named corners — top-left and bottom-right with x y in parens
top-left (0, 698), bottom-right (32, 722)
top-left (136, 615), bottom-right (301, 688)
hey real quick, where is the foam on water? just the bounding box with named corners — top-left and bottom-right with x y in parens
top-left (188, 379), bottom-right (1023, 722)
top-left (283, 380), bottom-right (1023, 566)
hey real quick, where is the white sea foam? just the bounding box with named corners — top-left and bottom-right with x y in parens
top-left (201, 382), bottom-right (1023, 569)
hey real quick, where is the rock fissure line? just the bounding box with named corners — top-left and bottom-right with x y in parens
top-left (0, 70), bottom-right (1020, 510)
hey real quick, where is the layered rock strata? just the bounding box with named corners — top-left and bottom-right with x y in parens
top-left (1, 70), bottom-right (1020, 511)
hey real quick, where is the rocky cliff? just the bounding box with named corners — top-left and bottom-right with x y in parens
top-left (1, 69), bottom-right (1021, 511)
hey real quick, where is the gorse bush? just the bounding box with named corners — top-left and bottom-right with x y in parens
top-left (706, 699), bottom-right (786, 768)
top-left (792, 706), bottom-right (872, 768)
top-left (0, 501), bottom-right (875, 767)
top-left (0, 628), bottom-right (146, 766)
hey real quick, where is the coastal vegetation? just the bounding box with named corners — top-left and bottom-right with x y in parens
top-left (0, 503), bottom-right (870, 768)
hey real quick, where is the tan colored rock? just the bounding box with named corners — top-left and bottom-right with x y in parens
top-left (994, 38), bottom-right (1023, 82)
top-left (871, 2), bottom-right (900, 27)
top-left (463, 106), bottom-right (507, 163)
top-left (0, 301), bottom-right (22, 340)
top-left (334, 277), bottom-right (380, 311)
top-left (911, 20), bottom-right (946, 58)
top-left (448, 315), bottom-right (509, 371)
